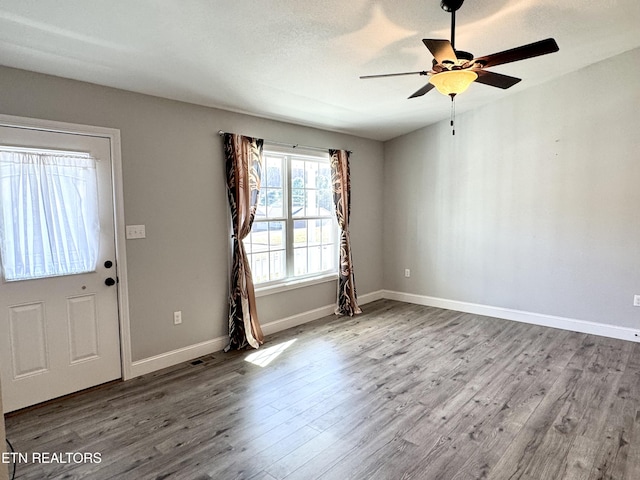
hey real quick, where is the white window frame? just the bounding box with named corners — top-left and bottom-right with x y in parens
top-left (247, 144), bottom-right (338, 295)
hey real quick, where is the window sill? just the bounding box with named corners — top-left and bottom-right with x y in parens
top-left (255, 273), bottom-right (338, 297)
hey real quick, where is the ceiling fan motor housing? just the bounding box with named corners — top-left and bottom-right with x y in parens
top-left (453, 50), bottom-right (473, 62)
top-left (433, 50), bottom-right (474, 70)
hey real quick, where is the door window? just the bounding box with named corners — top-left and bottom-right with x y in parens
top-left (0, 147), bottom-right (100, 281)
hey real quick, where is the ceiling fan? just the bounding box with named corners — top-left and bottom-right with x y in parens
top-left (360, 0), bottom-right (559, 99)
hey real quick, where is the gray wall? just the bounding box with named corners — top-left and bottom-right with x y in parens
top-left (0, 66), bottom-right (384, 361)
top-left (383, 48), bottom-right (640, 329)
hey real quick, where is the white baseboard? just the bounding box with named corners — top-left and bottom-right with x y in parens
top-left (129, 289), bottom-right (385, 378)
top-left (260, 304), bottom-right (336, 336)
top-left (383, 290), bottom-right (640, 344)
top-left (130, 336), bottom-right (229, 378)
top-left (357, 289), bottom-right (386, 305)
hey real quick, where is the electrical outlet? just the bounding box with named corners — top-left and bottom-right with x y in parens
top-left (404, 269), bottom-right (411, 278)
top-left (634, 295), bottom-right (640, 307)
top-left (173, 311), bottom-right (182, 325)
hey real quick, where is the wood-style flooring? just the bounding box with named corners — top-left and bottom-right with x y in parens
top-left (4, 299), bottom-right (640, 479)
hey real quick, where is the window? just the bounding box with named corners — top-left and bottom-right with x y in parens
top-left (0, 147), bottom-right (100, 281)
top-left (244, 146), bottom-right (337, 286)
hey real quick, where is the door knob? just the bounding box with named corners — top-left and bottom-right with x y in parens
top-left (105, 277), bottom-right (116, 286)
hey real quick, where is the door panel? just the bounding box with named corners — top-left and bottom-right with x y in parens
top-left (9, 302), bottom-right (48, 378)
top-left (0, 125), bottom-right (121, 412)
top-left (67, 294), bottom-right (99, 363)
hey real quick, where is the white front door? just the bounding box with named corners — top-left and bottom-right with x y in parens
top-left (0, 125), bottom-right (121, 412)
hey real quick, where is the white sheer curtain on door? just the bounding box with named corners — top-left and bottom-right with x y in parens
top-left (0, 148), bottom-right (100, 281)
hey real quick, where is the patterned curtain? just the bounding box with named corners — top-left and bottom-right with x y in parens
top-left (224, 133), bottom-right (265, 350)
top-left (329, 149), bottom-right (362, 316)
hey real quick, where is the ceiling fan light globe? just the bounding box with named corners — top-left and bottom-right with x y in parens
top-left (429, 70), bottom-right (478, 96)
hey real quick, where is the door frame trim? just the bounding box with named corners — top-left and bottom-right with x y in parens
top-left (0, 113), bottom-right (133, 380)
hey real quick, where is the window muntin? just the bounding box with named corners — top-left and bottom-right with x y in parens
top-left (246, 147), bottom-right (337, 285)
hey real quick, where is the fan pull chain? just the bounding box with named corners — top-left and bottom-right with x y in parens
top-left (450, 94), bottom-right (456, 135)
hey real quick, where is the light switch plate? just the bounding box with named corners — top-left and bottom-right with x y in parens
top-left (126, 224), bottom-right (146, 239)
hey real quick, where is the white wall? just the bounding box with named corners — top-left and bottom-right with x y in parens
top-left (383, 48), bottom-right (640, 331)
top-left (0, 66), bottom-right (385, 362)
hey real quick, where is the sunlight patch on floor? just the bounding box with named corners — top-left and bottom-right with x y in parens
top-left (244, 339), bottom-right (297, 367)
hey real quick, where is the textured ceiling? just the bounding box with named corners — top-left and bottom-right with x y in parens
top-left (0, 0), bottom-right (639, 140)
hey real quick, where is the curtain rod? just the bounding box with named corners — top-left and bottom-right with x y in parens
top-left (217, 130), bottom-right (351, 154)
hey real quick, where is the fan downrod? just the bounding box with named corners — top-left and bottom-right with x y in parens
top-left (440, 0), bottom-right (464, 12)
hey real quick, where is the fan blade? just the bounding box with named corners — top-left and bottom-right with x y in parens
top-left (474, 70), bottom-right (521, 89)
top-left (409, 82), bottom-right (435, 98)
top-left (473, 38), bottom-right (559, 69)
top-left (360, 71), bottom-right (429, 79)
top-left (422, 39), bottom-right (457, 63)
